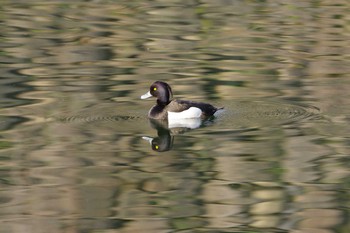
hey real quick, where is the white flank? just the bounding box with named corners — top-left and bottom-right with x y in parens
top-left (168, 118), bottom-right (201, 129)
top-left (168, 107), bottom-right (202, 129)
top-left (168, 107), bottom-right (202, 119)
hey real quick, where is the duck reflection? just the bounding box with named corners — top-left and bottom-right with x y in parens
top-left (142, 118), bottom-right (202, 152)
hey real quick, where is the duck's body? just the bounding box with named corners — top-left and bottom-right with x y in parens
top-left (141, 81), bottom-right (222, 120)
top-left (148, 99), bottom-right (218, 120)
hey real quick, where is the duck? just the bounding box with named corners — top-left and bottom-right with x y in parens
top-left (140, 81), bottom-right (222, 121)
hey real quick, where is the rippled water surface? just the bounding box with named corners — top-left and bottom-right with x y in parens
top-left (0, 1), bottom-right (349, 232)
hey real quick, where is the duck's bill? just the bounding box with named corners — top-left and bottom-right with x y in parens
top-left (141, 91), bottom-right (152, 99)
top-left (142, 136), bottom-right (153, 145)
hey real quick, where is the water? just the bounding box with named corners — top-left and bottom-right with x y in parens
top-left (0, 1), bottom-right (349, 232)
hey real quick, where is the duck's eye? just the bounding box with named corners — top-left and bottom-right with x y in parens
top-left (155, 145), bottom-right (159, 150)
top-left (153, 87), bottom-right (157, 91)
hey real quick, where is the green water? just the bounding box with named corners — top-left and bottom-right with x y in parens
top-left (0, 1), bottom-right (349, 232)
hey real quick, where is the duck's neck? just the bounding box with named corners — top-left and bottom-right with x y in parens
top-left (157, 99), bottom-right (170, 106)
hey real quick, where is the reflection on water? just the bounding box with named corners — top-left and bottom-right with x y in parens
top-left (0, 0), bottom-right (349, 232)
top-left (142, 101), bottom-right (322, 152)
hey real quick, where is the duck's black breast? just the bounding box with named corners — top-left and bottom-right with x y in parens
top-left (148, 104), bottom-right (168, 120)
top-left (148, 101), bottom-right (185, 120)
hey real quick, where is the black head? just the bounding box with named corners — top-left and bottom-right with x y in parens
top-left (143, 81), bottom-right (173, 105)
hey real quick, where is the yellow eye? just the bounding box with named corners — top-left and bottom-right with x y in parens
top-left (155, 145), bottom-right (159, 150)
top-left (153, 87), bottom-right (157, 91)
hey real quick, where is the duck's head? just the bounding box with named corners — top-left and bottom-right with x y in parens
top-left (141, 81), bottom-right (173, 105)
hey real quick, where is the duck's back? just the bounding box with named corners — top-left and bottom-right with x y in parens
top-left (169, 99), bottom-right (218, 117)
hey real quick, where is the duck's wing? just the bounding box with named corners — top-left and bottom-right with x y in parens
top-left (169, 99), bottom-right (218, 117)
top-left (167, 99), bottom-right (194, 112)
